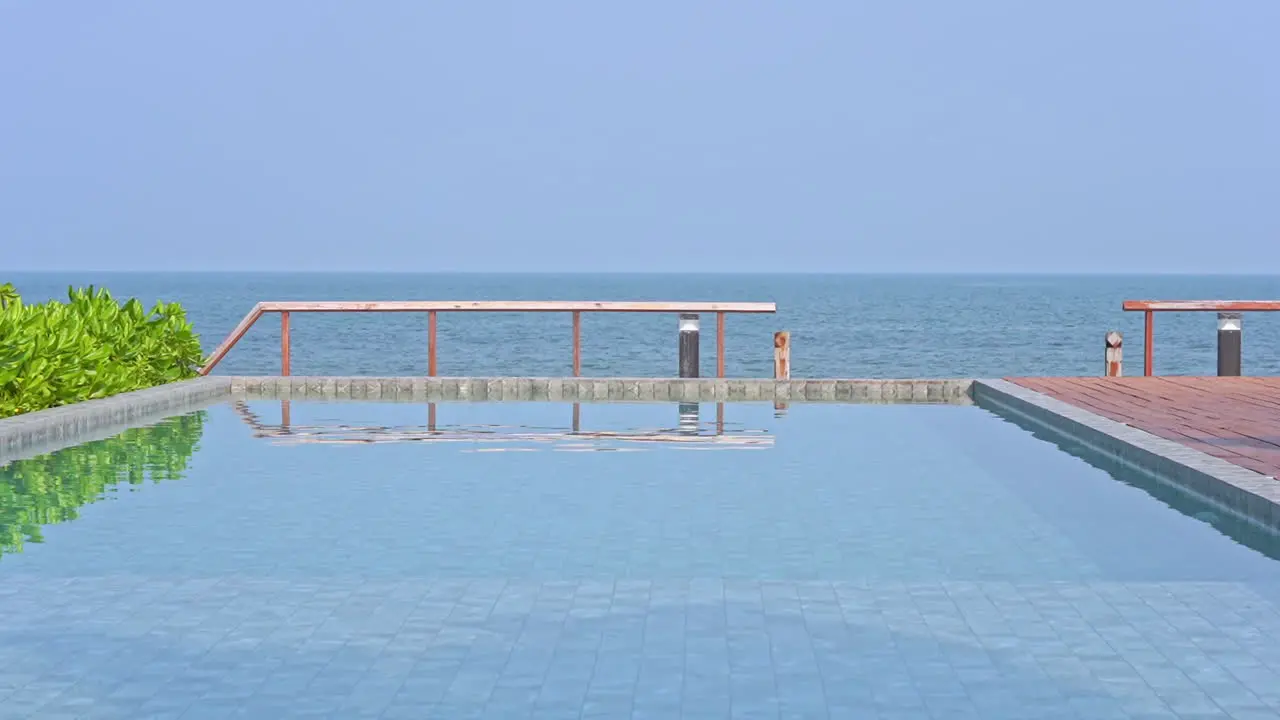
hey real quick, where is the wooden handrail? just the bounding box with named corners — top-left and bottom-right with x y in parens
top-left (257, 300), bottom-right (775, 313)
top-left (200, 303), bottom-right (265, 377)
top-left (1123, 300), bottom-right (1280, 312)
top-left (1123, 299), bottom-right (1280, 376)
top-left (199, 300), bottom-right (778, 377)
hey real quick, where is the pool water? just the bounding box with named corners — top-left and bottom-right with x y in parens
top-left (2, 401), bottom-right (1279, 719)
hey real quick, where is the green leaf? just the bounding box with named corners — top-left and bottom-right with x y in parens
top-left (0, 283), bottom-right (204, 418)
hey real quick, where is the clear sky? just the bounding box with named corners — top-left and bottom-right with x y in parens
top-left (1, 1), bottom-right (1277, 273)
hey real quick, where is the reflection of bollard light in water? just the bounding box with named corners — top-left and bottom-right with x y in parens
top-left (678, 402), bottom-right (700, 434)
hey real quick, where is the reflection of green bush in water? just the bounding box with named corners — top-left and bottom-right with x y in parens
top-left (0, 411), bottom-right (206, 557)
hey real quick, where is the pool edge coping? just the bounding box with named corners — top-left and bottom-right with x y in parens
top-left (226, 376), bottom-right (976, 404)
top-left (973, 378), bottom-right (1280, 532)
top-left (0, 376), bottom-right (232, 463)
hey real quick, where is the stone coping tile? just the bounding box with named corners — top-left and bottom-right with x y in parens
top-left (228, 377), bottom-right (976, 404)
top-left (0, 377), bottom-right (232, 464)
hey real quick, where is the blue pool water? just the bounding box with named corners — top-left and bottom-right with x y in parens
top-left (2, 401), bottom-right (1280, 719)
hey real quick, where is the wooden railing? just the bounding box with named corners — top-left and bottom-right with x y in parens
top-left (198, 301), bottom-right (777, 377)
top-left (1122, 300), bottom-right (1280, 376)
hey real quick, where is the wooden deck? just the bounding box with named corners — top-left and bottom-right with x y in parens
top-left (1010, 377), bottom-right (1280, 479)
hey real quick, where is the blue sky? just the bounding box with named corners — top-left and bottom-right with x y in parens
top-left (2, 2), bottom-right (1277, 273)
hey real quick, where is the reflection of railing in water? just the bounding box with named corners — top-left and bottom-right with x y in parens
top-left (232, 401), bottom-right (773, 449)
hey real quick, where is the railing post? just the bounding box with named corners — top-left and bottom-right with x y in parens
top-left (573, 311), bottom-right (582, 377)
top-left (678, 313), bottom-right (700, 378)
top-left (1217, 312), bottom-right (1242, 376)
top-left (281, 311), bottom-right (291, 376)
top-left (773, 331), bottom-right (790, 380)
top-left (1143, 310), bottom-right (1153, 376)
top-left (428, 311), bottom-right (438, 376)
top-left (716, 312), bottom-right (726, 378)
top-left (1105, 331), bottom-right (1122, 377)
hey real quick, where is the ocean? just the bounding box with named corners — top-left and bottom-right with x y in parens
top-left (5, 273), bottom-right (1279, 378)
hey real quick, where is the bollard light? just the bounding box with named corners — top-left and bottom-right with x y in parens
top-left (678, 313), bottom-right (700, 378)
top-left (1217, 312), bottom-right (1242, 377)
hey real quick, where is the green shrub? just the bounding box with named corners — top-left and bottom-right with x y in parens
top-left (0, 411), bottom-right (206, 557)
top-left (0, 284), bottom-right (205, 418)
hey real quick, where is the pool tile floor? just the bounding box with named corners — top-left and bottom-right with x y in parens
top-left (3, 577), bottom-right (1280, 719)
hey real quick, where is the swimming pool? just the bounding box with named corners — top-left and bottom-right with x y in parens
top-left (3, 400), bottom-right (1279, 719)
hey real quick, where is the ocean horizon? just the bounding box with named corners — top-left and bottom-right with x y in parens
top-left (5, 272), bottom-right (1279, 378)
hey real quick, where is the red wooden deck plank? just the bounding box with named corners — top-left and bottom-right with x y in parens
top-left (1167, 376), bottom-right (1280, 420)
top-left (1007, 376), bottom-right (1280, 479)
top-left (1150, 377), bottom-right (1280, 417)
top-left (1147, 381), bottom-right (1280, 449)
top-left (1148, 379), bottom-right (1280, 433)
top-left (1185, 377), bottom-right (1280, 407)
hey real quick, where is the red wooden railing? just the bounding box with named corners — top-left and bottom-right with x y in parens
top-left (1122, 300), bottom-right (1280, 376)
top-left (198, 301), bottom-right (777, 377)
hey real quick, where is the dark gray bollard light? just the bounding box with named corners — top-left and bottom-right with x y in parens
top-left (1217, 312), bottom-right (1242, 376)
top-left (678, 313), bottom-right (700, 378)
